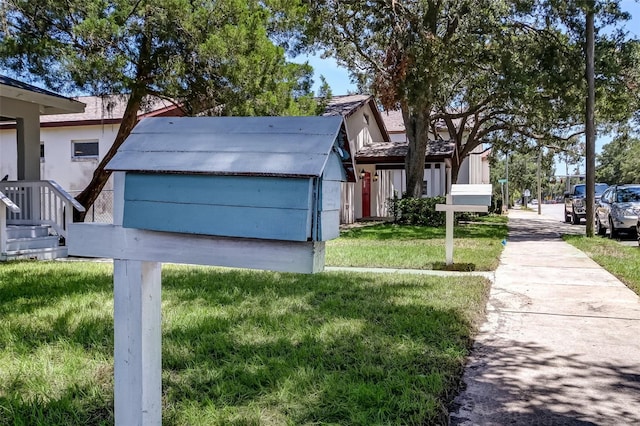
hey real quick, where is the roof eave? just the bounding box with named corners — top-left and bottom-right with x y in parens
top-left (366, 98), bottom-right (391, 142)
top-left (0, 84), bottom-right (85, 115)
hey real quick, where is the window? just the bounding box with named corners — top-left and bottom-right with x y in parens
top-left (72, 140), bottom-right (99, 160)
top-left (422, 180), bottom-right (429, 197)
top-left (40, 142), bottom-right (44, 162)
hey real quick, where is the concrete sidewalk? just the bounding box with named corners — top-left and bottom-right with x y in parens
top-left (450, 208), bottom-right (640, 425)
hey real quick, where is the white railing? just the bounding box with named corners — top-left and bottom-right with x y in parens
top-left (0, 180), bottom-right (86, 240)
top-left (0, 191), bottom-right (22, 254)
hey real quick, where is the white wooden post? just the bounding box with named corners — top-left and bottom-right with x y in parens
top-left (114, 259), bottom-right (162, 426)
top-left (445, 195), bottom-right (455, 265)
top-left (113, 172), bottom-right (125, 226)
top-left (436, 197), bottom-right (488, 266)
top-left (0, 207), bottom-right (6, 255)
top-left (1, 192), bottom-right (21, 256)
top-left (112, 172), bottom-right (163, 425)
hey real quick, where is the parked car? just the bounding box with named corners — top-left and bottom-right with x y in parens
top-left (595, 184), bottom-right (640, 238)
top-left (564, 183), bottom-right (609, 224)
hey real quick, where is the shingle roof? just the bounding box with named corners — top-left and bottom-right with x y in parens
top-left (322, 95), bottom-right (391, 142)
top-left (39, 95), bottom-right (179, 123)
top-left (356, 139), bottom-right (455, 163)
top-left (322, 95), bottom-right (372, 117)
top-left (379, 110), bottom-right (406, 133)
top-left (379, 109), bottom-right (468, 134)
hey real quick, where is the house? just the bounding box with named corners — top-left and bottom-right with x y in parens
top-left (377, 109), bottom-right (490, 191)
top-left (322, 95), bottom-right (391, 223)
top-left (1, 94), bottom-right (184, 220)
top-left (1, 94), bottom-right (183, 189)
top-left (325, 102), bottom-right (490, 224)
top-left (0, 75), bottom-right (87, 259)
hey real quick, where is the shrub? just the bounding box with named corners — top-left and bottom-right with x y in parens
top-left (387, 195), bottom-right (446, 226)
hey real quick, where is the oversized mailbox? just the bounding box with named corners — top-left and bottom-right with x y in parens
top-left (67, 116), bottom-right (357, 425)
top-left (450, 184), bottom-right (492, 206)
top-left (106, 116), bottom-right (356, 242)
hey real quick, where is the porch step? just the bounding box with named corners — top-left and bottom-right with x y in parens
top-left (6, 225), bottom-right (52, 239)
top-left (0, 246), bottom-right (68, 261)
top-left (7, 235), bottom-right (61, 251)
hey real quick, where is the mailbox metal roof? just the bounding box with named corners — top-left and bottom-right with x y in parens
top-left (107, 116), bottom-right (355, 179)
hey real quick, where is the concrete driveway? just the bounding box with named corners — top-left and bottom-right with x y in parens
top-left (449, 206), bottom-right (640, 425)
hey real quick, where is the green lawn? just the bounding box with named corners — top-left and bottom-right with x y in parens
top-left (564, 235), bottom-right (640, 295)
top-left (327, 218), bottom-right (508, 271)
top-left (0, 261), bottom-right (490, 425)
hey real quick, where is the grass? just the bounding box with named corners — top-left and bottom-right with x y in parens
top-left (0, 261), bottom-right (490, 425)
top-left (563, 235), bottom-right (640, 295)
top-left (327, 216), bottom-right (508, 271)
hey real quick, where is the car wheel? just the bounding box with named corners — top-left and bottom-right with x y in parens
top-left (571, 209), bottom-right (580, 225)
top-left (608, 217), bottom-right (618, 239)
top-left (564, 209), bottom-right (571, 223)
top-left (595, 217), bottom-right (606, 236)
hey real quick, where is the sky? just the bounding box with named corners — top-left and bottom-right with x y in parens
top-left (299, 0), bottom-right (640, 176)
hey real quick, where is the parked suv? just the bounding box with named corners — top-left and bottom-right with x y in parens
top-left (564, 183), bottom-right (609, 225)
top-left (595, 184), bottom-right (640, 238)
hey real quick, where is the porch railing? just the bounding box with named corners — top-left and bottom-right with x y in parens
top-left (0, 180), bottom-right (86, 241)
top-left (0, 191), bottom-right (21, 254)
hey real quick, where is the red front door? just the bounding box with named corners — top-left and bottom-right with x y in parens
top-left (362, 171), bottom-right (371, 217)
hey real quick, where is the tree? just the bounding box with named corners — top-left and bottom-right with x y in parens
top-left (596, 132), bottom-right (640, 184)
top-left (491, 148), bottom-right (555, 206)
top-left (304, 1), bottom-right (639, 197)
top-left (416, 1), bottom-right (639, 185)
top-left (0, 0), bottom-right (317, 220)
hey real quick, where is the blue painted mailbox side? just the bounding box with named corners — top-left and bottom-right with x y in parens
top-left (109, 116), bottom-right (355, 242)
top-left (124, 174), bottom-right (315, 241)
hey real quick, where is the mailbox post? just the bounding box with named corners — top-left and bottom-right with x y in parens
top-left (69, 116), bottom-right (356, 425)
top-left (436, 184), bottom-right (492, 265)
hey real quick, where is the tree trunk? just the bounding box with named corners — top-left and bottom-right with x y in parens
top-left (73, 90), bottom-right (144, 221)
top-left (402, 106), bottom-right (430, 198)
top-left (450, 153), bottom-right (462, 186)
top-left (74, 29), bottom-right (152, 222)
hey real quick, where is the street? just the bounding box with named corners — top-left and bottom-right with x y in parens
top-left (516, 203), bottom-right (638, 247)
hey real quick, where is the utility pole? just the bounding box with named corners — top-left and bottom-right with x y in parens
top-left (585, 2), bottom-right (596, 237)
top-left (537, 148), bottom-right (542, 215)
top-left (505, 152), bottom-right (510, 209)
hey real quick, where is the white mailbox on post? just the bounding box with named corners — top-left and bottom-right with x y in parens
top-left (436, 184), bottom-right (492, 266)
top-left (451, 184), bottom-right (493, 207)
top-left (68, 116), bottom-right (356, 426)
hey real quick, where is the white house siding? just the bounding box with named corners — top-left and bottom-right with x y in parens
top-left (340, 102), bottom-right (390, 222)
top-left (389, 132), bottom-right (407, 143)
top-left (0, 128), bottom-right (19, 180)
top-left (461, 144), bottom-right (487, 185)
top-left (43, 124), bottom-right (117, 191)
top-left (458, 156), bottom-right (470, 185)
top-left (386, 164), bottom-right (446, 199)
top-left (340, 182), bottom-right (355, 224)
top-left (424, 163), bottom-right (446, 197)
top-left (482, 154), bottom-right (491, 184)
top-left (1, 124), bottom-right (117, 192)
